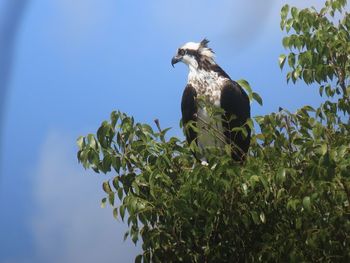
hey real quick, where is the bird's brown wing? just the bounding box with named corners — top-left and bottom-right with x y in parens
top-left (220, 80), bottom-right (251, 162)
top-left (181, 84), bottom-right (197, 145)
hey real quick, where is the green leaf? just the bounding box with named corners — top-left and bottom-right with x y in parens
top-left (120, 205), bottom-right (126, 221)
top-left (285, 19), bottom-right (294, 33)
top-left (123, 231), bottom-right (129, 241)
top-left (76, 136), bottom-right (85, 149)
top-left (101, 155), bottom-right (112, 173)
top-left (303, 196), bottom-right (311, 211)
top-left (282, 37), bottom-right (290, 48)
top-left (87, 134), bottom-right (97, 150)
top-left (295, 218), bottom-right (302, 230)
top-left (303, 105), bottom-right (315, 112)
top-left (131, 228), bottom-right (138, 244)
top-left (277, 168), bottom-right (286, 184)
top-left (319, 143), bottom-right (328, 156)
top-left (260, 176), bottom-right (269, 192)
top-left (279, 54), bottom-right (287, 69)
top-left (281, 4), bottom-right (290, 22)
top-left (287, 199), bottom-right (300, 211)
top-left (108, 193), bottom-right (115, 206)
top-left (222, 144), bottom-right (230, 156)
top-left (110, 110), bottom-right (119, 127)
top-left (112, 157), bottom-right (121, 174)
top-left (103, 181), bottom-right (113, 194)
top-left (288, 53), bottom-right (296, 67)
top-left (113, 207), bottom-right (118, 219)
top-left (291, 7), bottom-right (298, 18)
top-left (118, 188), bottom-right (124, 200)
top-left (135, 255), bottom-right (142, 263)
top-left (237, 79), bottom-right (253, 95)
top-left (101, 197), bottom-right (107, 208)
top-left (260, 212), bottom-right (266, 224)
top-left (251, 211), bottom-right (260, 224)
top-left (252, 92), bottom-right (263, 106)
top-left (112, 177), bottom-right (119, 190)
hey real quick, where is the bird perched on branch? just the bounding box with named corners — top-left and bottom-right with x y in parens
top-left (171, 39), bottom-right (251, 162)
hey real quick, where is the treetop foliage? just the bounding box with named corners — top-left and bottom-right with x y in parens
top-left (77, 1), bottom-right (350, 262)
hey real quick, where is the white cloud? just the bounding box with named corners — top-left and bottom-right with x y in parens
top-left (32, 131), bottom-right (140, 263)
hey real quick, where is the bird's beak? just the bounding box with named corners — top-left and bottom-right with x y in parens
top-left (171, 56), bottom-right (181, 67)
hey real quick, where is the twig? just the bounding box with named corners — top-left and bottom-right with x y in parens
top-left (154, 119), bottom-right (162, 133)
top-left (154, 119), bottom-right (166, 143)
top-left (196, 115), bottom-right (227, 144)
top-left (197, 115), bottom-right (246, 160)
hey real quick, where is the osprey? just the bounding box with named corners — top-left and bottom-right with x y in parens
top-left (172, 39), bottom-right (251, 162)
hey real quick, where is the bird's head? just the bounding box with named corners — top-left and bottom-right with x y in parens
top-left (171, 39), bottom-right (215, 70)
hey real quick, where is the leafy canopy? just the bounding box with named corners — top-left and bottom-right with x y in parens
top-left (77, 1), bottom-right (350, 262)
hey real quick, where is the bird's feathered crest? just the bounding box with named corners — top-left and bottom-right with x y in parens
top-left (199, 38), bottom-right (215, 59)
top-left (200, 38), bottom-right (210, 48)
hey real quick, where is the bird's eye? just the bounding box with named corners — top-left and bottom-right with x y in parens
top-left (179, 49), bottom-right (186, 56)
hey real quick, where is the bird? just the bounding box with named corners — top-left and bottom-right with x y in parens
top-left (171, 39), bottom-right (251, 162)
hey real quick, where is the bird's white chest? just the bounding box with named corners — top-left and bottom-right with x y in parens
top-left (188, 69), bottom-right (224, 106)
top-left (188, 69), bottom-right (227, 149)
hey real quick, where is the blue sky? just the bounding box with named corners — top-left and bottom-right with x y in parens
top-left (0, 0), bottom-right (336, 262)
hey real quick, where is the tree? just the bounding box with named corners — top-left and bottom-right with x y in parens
top-left (77, 0), bottom-right (350, 262)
